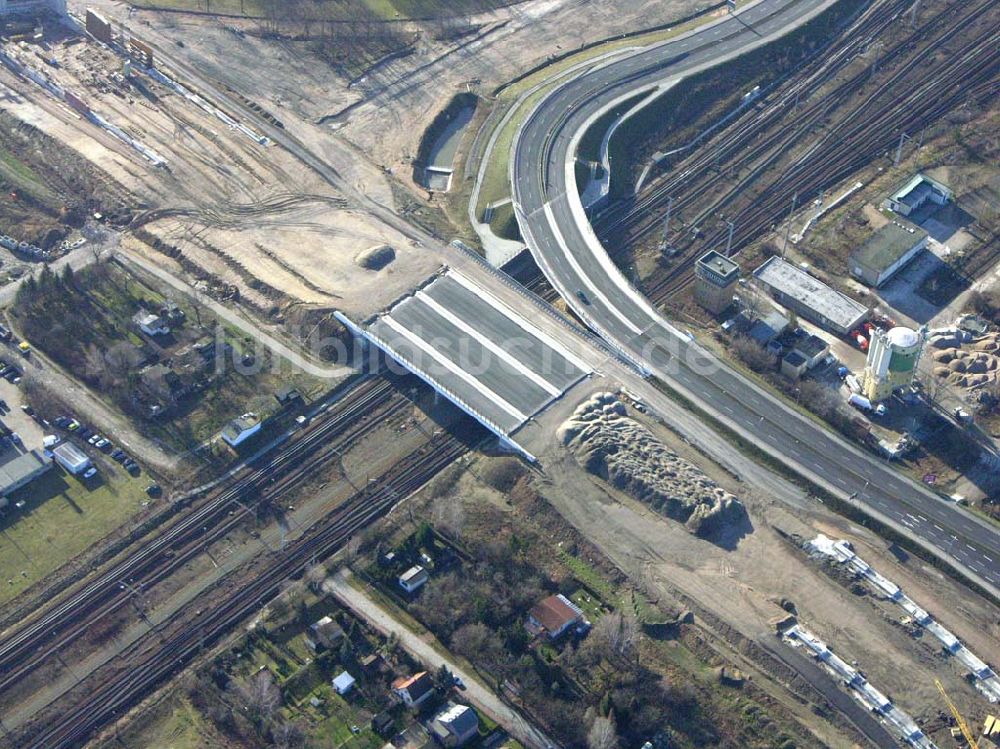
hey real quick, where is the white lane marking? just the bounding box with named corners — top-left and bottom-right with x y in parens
top-left (381, 317), bottom-right (528, 423)
top-left (447, 271), bottom-right (594, 374)
top-left (541, 201), bottom-right (643, 335)
top-left (416, 291), bottom-right (562, 397)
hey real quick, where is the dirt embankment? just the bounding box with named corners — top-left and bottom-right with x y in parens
top-left (558, 392), bottom-right (747, 539)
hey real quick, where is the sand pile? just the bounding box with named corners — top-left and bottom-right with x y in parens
top-left (558, 393), bottom-right (746, 538)
top-left (930, 332), bottom-right (999, 389)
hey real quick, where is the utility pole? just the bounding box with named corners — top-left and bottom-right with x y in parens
top-left (723, 219), bottom-right (735, 255)
top-left (894, 132), bottom-right (910, 167)
top-left (661, 196), bottom-right (674, 253)
top-left (782, 191), bottom-right (798, 258)
top-left (119, 579), bottom-right (156, 635)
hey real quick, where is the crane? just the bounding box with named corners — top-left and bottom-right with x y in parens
top-left (936, 678), bottom-right (980, 749)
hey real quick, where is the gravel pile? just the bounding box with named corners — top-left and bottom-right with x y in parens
top-left (558, 392), bottom-right (747, 538)
top-left (930, 332), bottom-right (999, 390)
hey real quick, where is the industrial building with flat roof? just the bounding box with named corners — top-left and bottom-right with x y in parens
top-left (753, 257), bottom-right (869, 335)
top-left (882, 173), bottom-right (952, 218)
top-left (850, 221), bottom-right (929, 288)
top-left (0, 450), bottom-right (52, 501)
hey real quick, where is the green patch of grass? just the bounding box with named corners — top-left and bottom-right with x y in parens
top-left (98, 693), bottom-right (220, 749)
top-left (568, 588), bottom-right (605, 621)
top-left (556, 549), bottom-right (620, 608)
top-left (0, 467), bottom-right (149, 604)
top-left (473, 11), bottom-right (726, 216)
top-left (308, 686), bottom-right (383, 749)
top-left (0, 148), bottom-right (51, 200)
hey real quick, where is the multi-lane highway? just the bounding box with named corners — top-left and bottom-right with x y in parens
top-left (511, 0), bottom-right (1000, 591)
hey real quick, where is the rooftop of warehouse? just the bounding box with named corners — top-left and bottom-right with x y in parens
top-left (851, 221), bottom-right (928, 271)
top-left (753, 257), bottom-right (869, 331)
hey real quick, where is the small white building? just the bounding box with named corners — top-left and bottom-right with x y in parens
top-left (220, 413), bottom-right (261, 447)
top-left (398, 565), bottom-right (429, 593)
top-left (133, 310), bottom-right (170, 336)
top-left (332, 670), bottom-right (356, 695)
top-left (882, 173), bottom-right (952, 218)
top-left (52, 442), bottom-right (92, 475)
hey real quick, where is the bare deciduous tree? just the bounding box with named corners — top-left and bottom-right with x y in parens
top-left (587, 715), bottom-right (619, 749)
top-left (228, 669), bottom-right (281, 733)
top-left (271, 719), bottom-right (306, 749)
top-left (432, 494), bottom-right (466, 539)
top-left (591, 611), bottom-right (638, 661)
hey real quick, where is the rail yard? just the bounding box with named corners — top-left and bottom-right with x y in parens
top-left (0, 0), bottom-right (997, 747)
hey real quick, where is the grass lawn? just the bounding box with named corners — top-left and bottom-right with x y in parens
top-left (0, 466), bottom-right (149, 604)
top-left (473, 8), bottom-right (727, 218)
top-left (308, 687), bottom-right (383, 749)
top-left (556, 549), bottom-right (621, 608)
top-left (98, 693), bottom-right (224, 749)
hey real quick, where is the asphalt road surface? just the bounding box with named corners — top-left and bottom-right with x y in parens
top-left (511, 0), bottom-right (1000, 591)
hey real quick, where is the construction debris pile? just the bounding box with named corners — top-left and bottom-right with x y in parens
top-left (808, 535), bottom-right (1000, 702)
top-left (929, 331), bottom-right (999, 390)
top-left (558, 393), bottom-right (746, 537)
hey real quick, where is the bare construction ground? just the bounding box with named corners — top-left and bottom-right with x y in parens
top-left (0, 16), bottom-right (436, 314)
top-left (517, 384), bottom-right (1000, 745)
top-left (79, 0), bottom-right (708, 194)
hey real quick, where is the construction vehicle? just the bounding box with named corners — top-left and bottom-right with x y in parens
top-left (935, 678), bottom-right (979, 749)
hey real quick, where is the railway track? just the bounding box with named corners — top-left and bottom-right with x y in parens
top-left (20, 424), bottom-right (476, 749)
top-left (0, 374), bottom-right (406, 700)
top-left (590, 0), bottom-right (999, 302)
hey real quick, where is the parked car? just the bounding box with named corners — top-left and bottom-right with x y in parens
top-left (17, 341), bottom-right (30, 357)
top-left (78, 427), bottom-right (93, 440)
top-left (82, 467), bottom-right (97, 479)
top-left (111, 449), bottom-right (126, 462)
top-left (88, 434), bottom-right (100, 445)
top-left (126, 463), bottom-right (141, 476)
top-left (65, 419), bottom-right (80, 431)
top-left (96, 439), bottom-right (111, 451)
top-left (20, 406), bottom-right (34, 418)
top-left (145, 484), bottom-right (162, 498)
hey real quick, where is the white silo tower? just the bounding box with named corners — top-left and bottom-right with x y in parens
top-left (862, 326), bottom-right (926, 402)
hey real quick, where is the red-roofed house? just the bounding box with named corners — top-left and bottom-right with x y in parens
top-left (526, 594), bottom-right (588, 640)
top-left (392, 671), bottom-right (435, 708)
